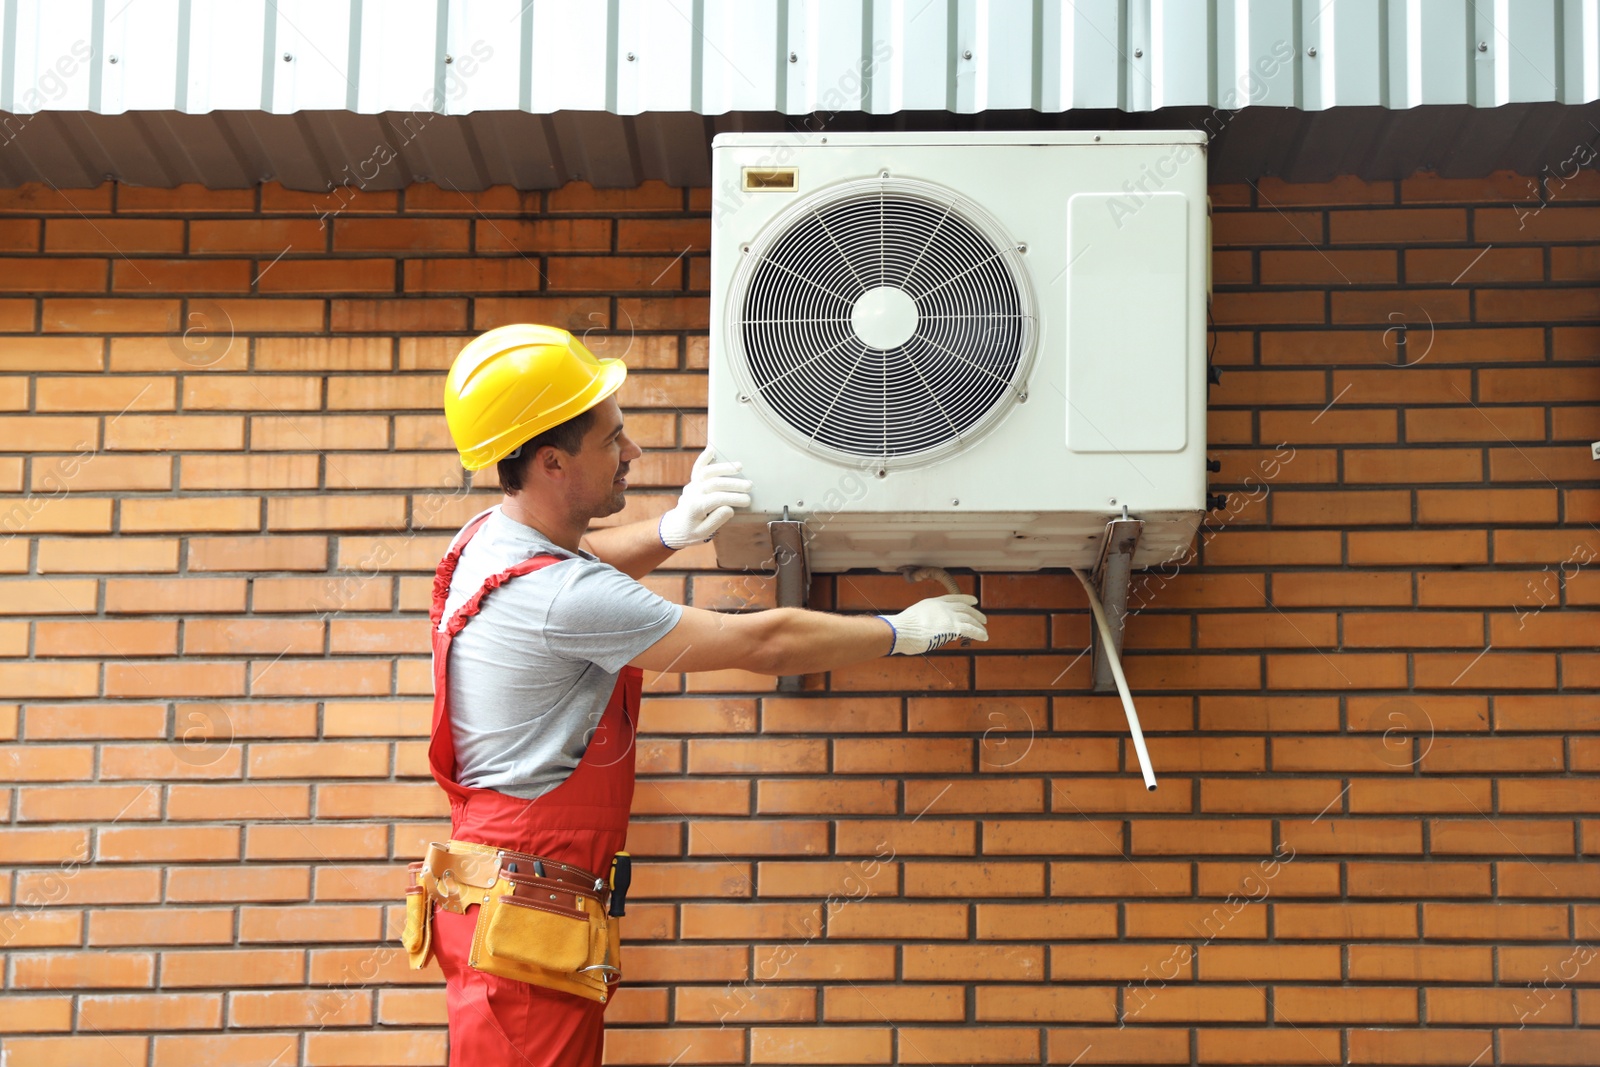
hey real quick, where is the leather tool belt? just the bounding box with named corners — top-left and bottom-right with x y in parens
top-left (402, 839), bottom-right (625, 1003)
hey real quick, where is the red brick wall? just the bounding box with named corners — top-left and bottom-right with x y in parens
top-left (0, 172), bottom-right (1595, 1066)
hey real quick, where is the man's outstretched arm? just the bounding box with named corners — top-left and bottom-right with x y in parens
top-left (630, 595), bottom-right (989, 677)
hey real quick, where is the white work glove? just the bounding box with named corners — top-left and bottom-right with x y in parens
top-left (658, 448), bottom-right (753, 549)
top-left (878, 594), bottom-right (989, 655)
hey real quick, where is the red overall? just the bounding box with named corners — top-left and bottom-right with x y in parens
top-left (428, 510), bottom-right (639, 1067)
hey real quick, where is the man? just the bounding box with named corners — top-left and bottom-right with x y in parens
top-left (416, 323), bottom-right (987, 1066)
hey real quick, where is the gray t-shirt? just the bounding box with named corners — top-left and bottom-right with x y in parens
top-left (438, 507), bottom-right (682, 800)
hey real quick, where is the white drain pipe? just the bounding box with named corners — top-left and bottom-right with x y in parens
top-left (903, 564), bottom-right (1158, 791)
top-left (1072, 568), bottom-right (1158, 791)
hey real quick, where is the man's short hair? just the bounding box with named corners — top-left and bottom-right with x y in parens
top-left (496, 406), bottom-right (599, 492)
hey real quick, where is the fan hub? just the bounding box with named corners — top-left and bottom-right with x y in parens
top-left (849, 285), bottom-right (919, 350)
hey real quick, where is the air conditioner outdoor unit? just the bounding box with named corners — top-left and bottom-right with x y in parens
top-left (707, 130), bottom-right (1210, 576)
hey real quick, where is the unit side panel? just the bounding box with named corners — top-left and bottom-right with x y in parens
top-left (1065, 191), bottom-right (1189, 454)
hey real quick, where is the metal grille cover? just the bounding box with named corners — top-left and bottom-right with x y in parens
top-left (728, 177), bottom-right (1035, 468)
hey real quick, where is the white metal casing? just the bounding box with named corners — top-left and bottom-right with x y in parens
top-left (708, 131), bottom-right (1209, 573)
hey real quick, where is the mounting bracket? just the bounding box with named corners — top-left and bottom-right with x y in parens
top-left (768, 510), bottom-right (810, 693)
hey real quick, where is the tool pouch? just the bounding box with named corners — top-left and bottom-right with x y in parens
top-left (470, 868), bottom-right (619, 1001)
top-left (410, 841), bottom-right (621, 1004)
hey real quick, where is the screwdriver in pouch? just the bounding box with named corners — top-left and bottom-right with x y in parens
top-left (607, 852), bottom-right (631, 917)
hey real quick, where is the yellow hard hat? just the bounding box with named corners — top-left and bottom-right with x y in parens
top-left (443, 324), bottom-right (627, 471)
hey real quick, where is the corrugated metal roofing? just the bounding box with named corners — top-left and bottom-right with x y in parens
top-left (0, 0), bottom-right (1597, 188)
top-left (5, 0), bottom-right (1597, 116)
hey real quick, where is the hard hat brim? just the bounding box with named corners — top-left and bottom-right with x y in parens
top-left (458, 358), bottom-right (628, 471)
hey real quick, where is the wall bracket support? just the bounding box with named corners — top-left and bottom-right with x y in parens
top-left (768, 512), bottom-right (810, 693)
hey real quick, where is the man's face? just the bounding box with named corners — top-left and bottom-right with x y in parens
top-left (563, 396), bottom-right (640, 519)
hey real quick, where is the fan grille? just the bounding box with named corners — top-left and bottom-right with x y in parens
top-left (733, 180), bottom-right (1033, 463)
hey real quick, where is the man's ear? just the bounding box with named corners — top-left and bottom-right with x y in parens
top-left (535, 444), bottom-right (569, 480)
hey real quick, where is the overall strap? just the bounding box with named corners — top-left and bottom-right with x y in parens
top-left (444, 553), bottom-right (562, 635)
top-left (430, 509), bottom-right (566, 634)
top-left (429, 510), bottom-right (496, 628)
